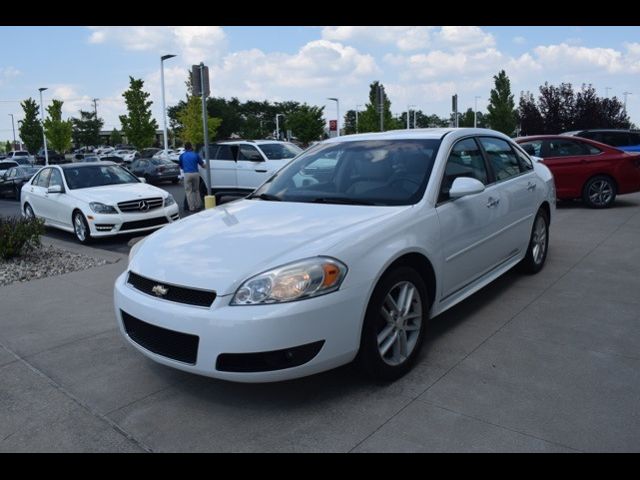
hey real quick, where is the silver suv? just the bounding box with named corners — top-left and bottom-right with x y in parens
top-left (196, 140), bottom-right (302, 202)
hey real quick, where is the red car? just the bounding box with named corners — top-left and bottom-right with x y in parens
top-left (515, 135), bottom-right (640, 208)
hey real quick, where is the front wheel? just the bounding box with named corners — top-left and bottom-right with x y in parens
top-left (519, 208), bottom-right (549, 274)
top-left (357, 266), bottom-right (428, 382)
top-left (73, 211), bottom-right (91, 244)
top-left (583, 175), bottom-right (616, 208)
top-left (24, 203), bottom-right (35, 219)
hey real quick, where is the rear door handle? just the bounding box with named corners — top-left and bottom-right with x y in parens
top-left (527, 182), bottom-right (537, 191)
top-left (255, 169), bottom-right (267, 173)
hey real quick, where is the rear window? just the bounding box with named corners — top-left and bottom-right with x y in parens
top-left (258, 143), bottom-right (302, 160)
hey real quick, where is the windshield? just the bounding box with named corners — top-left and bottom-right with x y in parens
top-left (15, 152), bottom-right (29, 156)
top-left (16, 167), bottom-right (40, 177)
top-left (258, 143), bottom-right (302, 160)
top-left (250, 139), bottom-right (441, 206)
top-left (63, 165), bottom-right (140, 189)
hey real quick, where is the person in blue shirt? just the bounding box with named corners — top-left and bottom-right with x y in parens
top-left (178, 142), bottom-right (205, 212)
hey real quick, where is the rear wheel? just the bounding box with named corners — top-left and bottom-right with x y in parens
top-left (519, 208), bottom-right (549, 274)
top-left (583, 175), bottom-right (616, 208)
top-left (73, 210), bottom-right (91, 244)
top-left (357, 266), bottom-right (428, 382)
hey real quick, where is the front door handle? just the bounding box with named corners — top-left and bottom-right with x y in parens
top-left (527, 182), bottom-right (537, 191)
top-left (255, 169), bottom-right (267, 173)
top-left (486, 197), bottom-right (500, 208)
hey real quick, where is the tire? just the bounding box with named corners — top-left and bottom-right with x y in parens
top-left (518, 208), bottom-right (549, 274)
top-left (14, 185), bottom-right (20, 200)
top-left (357, 266), bottom-right (429, 382)
top-left (24, 203), bottom-right (35, 219)
top-left (72, 210), bottom-right (92, 244)
top-left (582, 175), bottom-right (616, 208)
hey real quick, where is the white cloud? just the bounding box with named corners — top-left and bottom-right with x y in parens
top-left (435, 26), bottom-right (496, 52)
top-left (513, 36), bottom-right (526, 45)
top-left (0, 66), bottom-right (21, 86)
top-left (532, 43), bottom-right (625, 73)
top-left (322, 26), bottom-right (435, 51)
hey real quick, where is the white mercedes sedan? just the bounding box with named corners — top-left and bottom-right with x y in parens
top-left (21, 162), bottom-right (180, 243)
top-left (115, 128), bottom-right (555, 383)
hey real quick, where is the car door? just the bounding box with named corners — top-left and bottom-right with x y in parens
top-left (27, 167), bottom-right (52, 218)
top-left (478, 136), bottom-right (538, 263)
top-left (235, 144), bottom-right (268, 189)
top-left (540, 138), bottom-right (595, 198)
top-left (204, 145), bottom-right (237, 191)
top-left (0, 168), bottom-right (14, 196)
top-left (44, 168), bottom-right (72, 227)
top-left (129, 159), bottom-right (147, 177)
top-left (435, 137), bottom-right (504, 299)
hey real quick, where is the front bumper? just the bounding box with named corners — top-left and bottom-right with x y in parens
top-left (113, 270), bottom-right (369, 382)
top-left (88, 204), bottom-right (180, 237)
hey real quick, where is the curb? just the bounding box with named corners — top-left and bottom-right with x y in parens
top-left (42, 236), bottom-right (127, 264)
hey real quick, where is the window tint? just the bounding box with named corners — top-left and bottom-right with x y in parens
top-left (258, 143), bottom-right (302, 159)
top-left (547, 139), bottom-right (589, 157)
top-left (215, 145), bottom-right (234, 160)
top-left (599, 132), bottom-right (629, 147)
top-left (519, 140), bottom-right (543, 157)
top-left (440, 138), bottom-right (488, 201)
top-left (478, 137), bottom-right (521, 181)
top-left (49, 169), bottom-right (63, 188)
top-left (586, 144), bottom-right (602, 155)
top-left (513, 146), bottom-right (534, 171)
top-left (238, 145), bottom-right (262, 161)
top-left (34, 168), bottom-right (51, 187)
top-left (629, 133), bottom-right (640, 145)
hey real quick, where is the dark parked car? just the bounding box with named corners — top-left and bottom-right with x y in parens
top-left (516, 135), bottom-right (640, 208)
top-left (0, 165), bottom-right (41, 199)
top-left (129, 158), bottom-right (180, 184)
top-left (35, 148), bottom-right (68, 165)
top-left (561, 129), bottom-right (640, 153)
top-left (0, 160), bottom-right (19, 173)
top-left (140, 148), bottom-right (161, 159)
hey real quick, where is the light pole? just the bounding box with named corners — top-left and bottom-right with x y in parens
top-left (161, 54), bottom-right (177, 158)
top-left (407, 104), bottom-right (416, 129)
top-left (355, 104), bottom-right (362, 134)
top-left (275, 114), bottom-right (284, 140)
top-left (8, 114), bottom-right (16, 150)
top-left (474, 96), bottom-right (481, 128)
top-left (38, 88), bottom-right (49, 165)
top-left (328, 97), bottom-right (340, 137)
top-left (624, 92), bottom-right (632, 114)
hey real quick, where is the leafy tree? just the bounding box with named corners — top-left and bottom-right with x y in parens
top-left (43, 99), bottom-right (73, 153)
top-left (286, 104), bottom-right (325, 145)
top-left (5, 141), bottom-right (11, 153)
top-left (110, 128), bottom-right (123, 146)
top-left (486, 70), bottom-right (518, 135)
top-left (18, 98), bottom-right (42, 154)
top-left (343, 110), bottom-right (358, 134)
top-left (537, 82), bottom-right (577, 133)
top-left (518, 92), bottom-right (545, 135)
top-left (357, 81), bottom-right (400, 133)
top-left (119, 77), bottom-right (159, 150)
top-left (597, 96), bottom-right (631, 129)
top-left (177, 95), bottom-right (222, 148)
top-left (71, 110), bottom-right (103, 147)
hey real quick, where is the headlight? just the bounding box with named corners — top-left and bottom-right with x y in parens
top-left (89, 202), bottom-right (117, 214)
top-left (231, 257), bottom-right (347, 305)
top-left (164, 194), bottom-right (176, 207)
top-left (128, 236), bottom-right (147, 265)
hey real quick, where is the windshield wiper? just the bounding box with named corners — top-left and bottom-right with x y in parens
top-left (309, 196), bottom-right (375, 205)
top-left (248, 192), bottom-right (281, 201)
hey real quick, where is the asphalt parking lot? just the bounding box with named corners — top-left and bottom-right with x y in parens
top-left (1, 193), bottom-right (640, 452)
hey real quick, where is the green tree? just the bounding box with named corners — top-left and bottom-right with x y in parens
top-left (177, 95), bottom-right (222, 148)
top-left (5, 141), bottom-right (11, 153)
top-left (71, 110), bottom-right (103, 147)
top-left (286, 104), bottom-right (325, 145)
top-left (110, 128), bottom-right (123, 146)
top-left (357, 81), bottom-right (399, 133)
top-left (18, 98), bottom-right (42, 154)
top-left (486, 70), bottom-right (518, 135)
top-left (43, 99), bottom-right (73, 153)
top-left (457, 107), bottom-right (487, 128)
top-left (119, 77), bottom-right (159, 150)
top-left (518, 91), bottom-right (545, 135)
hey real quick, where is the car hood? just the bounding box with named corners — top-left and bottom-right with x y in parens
top-left (129, 199), bottom-right (408, 296)
top-left (68, 183), bottom-right (168, 204)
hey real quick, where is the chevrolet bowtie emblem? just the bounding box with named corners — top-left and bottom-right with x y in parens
top-left (152, 284), bottom-right (168, 297)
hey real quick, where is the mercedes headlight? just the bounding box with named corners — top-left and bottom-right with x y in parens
top-left (231, 257), bottom-right (347, 305)
top-left (164, 194), bottom-right (176, 207)
top-left (89, 202), bottom-right (117, 214)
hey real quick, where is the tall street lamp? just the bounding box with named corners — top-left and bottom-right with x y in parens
top-left (624, 91), bottom-right (632, 114)
top-left (38, 87), bottom-right (49, 166)
top-left (328, 98), bottom-right (340, 137)
top-left (355, 104), bottom-right (362, 134)
top-left (161, 54), bottom-right (177, 157)
top-left (407, 104), bottom-right (416, 129)
top-left (474, 96), bottom-right (481, 128)
top-left (8, 114), bottom-right (16, 150)
top-left (275, 114), bottom-right (284, 140)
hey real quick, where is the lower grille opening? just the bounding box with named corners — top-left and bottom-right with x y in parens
top-left (121, 311), bottom-right (199, 364)
top-left (120, 217), bottom-right (168, 231)
top-left (216, 341), bottom-right (325, 373)
top-left (95, 224), bottom-right (115, 231)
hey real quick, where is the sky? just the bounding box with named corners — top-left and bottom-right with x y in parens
top-left (1, 26), bottom-right (640, 143)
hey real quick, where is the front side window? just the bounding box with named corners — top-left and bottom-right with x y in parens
top-left (440, 138), bottom-right (488, 202)
top-left (49, 169), bottom-right (64, 188)
top-left (63, 165), bottom-right (139, 190)
top-left (215, 145), bottom-right (234, 160)
top-left (238, 145), bottom-right (263, 161)
top-left (479, 137), bottom-right (521, 181)
top-left (33, 168), bottom-right (52, 187)
top-left (258, 143), bottom-right (302, 160)
top-left (251, 139), bottom-right (442, 206)
top-left (547, 139), bottom-right (589, 157)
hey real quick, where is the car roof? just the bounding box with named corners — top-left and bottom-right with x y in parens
top-left (322, 127), bottom-right (504, 144)
top-left (58, 161), bottom-right (117, 168)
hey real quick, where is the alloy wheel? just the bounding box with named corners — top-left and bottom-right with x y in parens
top-left (588, 179), bottom-right (614, 207)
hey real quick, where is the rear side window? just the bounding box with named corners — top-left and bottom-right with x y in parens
top-left (519, 140), bottom-right (543, 157)
top-left (547, 139), bottom-right (589, 157)
top-left (215, 145), bottom-right (234, 160)
top-left (478, 137), bottom-right (521, 181)
top-left (590, 131), bottom-right (630, 147)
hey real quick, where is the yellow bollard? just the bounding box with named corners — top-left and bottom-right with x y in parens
top-left (204, 195), bottom-right (217, 209)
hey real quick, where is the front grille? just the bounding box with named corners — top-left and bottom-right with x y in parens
top-left (120, 217), bottom-right (168, 231)
top-left (118, 197), bottom-right (164, 212)
top-left (121, 311), bottom-right (199, 364)
top-left (216, 341), bottom-right (325, 372)
top-left (127, 271), bottom-right (217, 307)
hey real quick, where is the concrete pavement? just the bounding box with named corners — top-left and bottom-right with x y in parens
top-left (1, 194), bottom-right (640, 452)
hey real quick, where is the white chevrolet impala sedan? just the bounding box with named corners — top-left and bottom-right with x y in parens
top-left (21, 162), bottom-right (179, 243)
top-left (115, 129), bottom-right (555, 383)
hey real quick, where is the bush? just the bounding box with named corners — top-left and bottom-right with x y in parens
top-left (0, 215), bottom-right (45, 259)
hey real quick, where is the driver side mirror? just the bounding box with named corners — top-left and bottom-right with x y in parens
top-left (530, 156), bottom-right (544, 163)
top-left (449, 177), bottom-right (485, 199)
top-left (138, 177), bottom-right (146, 183)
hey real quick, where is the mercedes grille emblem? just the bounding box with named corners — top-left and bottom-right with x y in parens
top-left (138, 200), bottom-right (149, 211)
